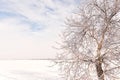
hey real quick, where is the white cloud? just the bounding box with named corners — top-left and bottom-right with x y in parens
top-left (0, 0), bottom-right (80, 59)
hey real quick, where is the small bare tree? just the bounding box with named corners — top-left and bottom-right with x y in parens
top-left (57, 0), bottom-right (120, 80)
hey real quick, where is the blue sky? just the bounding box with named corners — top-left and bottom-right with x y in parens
top-left (0, 0), bottom-right (81, 59)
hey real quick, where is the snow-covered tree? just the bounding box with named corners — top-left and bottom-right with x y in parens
top-left (57, 0), bottom-right (120, 80)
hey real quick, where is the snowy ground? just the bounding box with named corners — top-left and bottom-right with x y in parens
top-left (0, 60), bottom-right (62, 80)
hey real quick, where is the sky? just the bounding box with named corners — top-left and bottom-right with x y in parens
top-left (0, 0), bottom-right (81, 59)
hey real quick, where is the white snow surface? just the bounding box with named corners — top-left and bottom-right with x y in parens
top-left (0, 60), bottom-right (63, 80)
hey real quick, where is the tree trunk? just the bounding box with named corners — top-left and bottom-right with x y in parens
top-left (95, 57), bottom-right (104, 80)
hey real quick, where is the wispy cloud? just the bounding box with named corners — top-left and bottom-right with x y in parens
top-left (0, 0), bottom-right (80, 59)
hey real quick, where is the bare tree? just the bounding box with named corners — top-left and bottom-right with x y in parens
top-left (56, 0), bottom-right (120, 80)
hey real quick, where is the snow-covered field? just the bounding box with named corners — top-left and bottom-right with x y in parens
top-left (0, 60), bottom-right (62, 80)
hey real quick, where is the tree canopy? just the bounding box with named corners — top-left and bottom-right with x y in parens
top-left (57, 0), bottom-right (120, 80)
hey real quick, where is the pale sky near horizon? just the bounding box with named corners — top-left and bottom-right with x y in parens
top-left (0, 0), bottom-right (81, 59)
